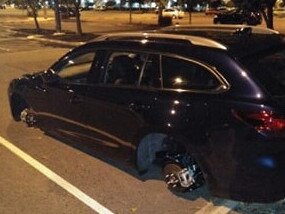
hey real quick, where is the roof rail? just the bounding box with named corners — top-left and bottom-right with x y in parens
top-left (95, 32), bottom-right (227, 50)
top-left (161, 24), bottom-right (280, 35)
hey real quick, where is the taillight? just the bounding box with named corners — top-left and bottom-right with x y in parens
top-left (233, 110), bottom-right (285, 134)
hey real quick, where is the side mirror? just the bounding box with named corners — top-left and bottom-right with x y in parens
top-left (42, 69), bottom-right (61, 83)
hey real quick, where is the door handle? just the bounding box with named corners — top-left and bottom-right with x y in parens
top-left (70, 95), bottom-right (83, 104)
top-left (129, 102), bottom-right (146, 112)
top-left (35, 85), bottom-right (47, 93)
top-left (129, 103), bottom-right (140, 112)
top-left (68, 90), bottom-right (82, 104)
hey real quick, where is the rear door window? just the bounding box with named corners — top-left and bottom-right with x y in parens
top-left (104, 51), bottom-right (146, 86)
top-left (161, 55), bottom-right (221, 91)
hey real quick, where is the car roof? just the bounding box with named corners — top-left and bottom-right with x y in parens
top-left (88, 27), bottom-right (284, 60)
top-left (95, 32), bottom-right (227, 50)
top-left (156, 25), bottom-right (284, 58)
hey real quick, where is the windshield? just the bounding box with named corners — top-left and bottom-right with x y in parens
top-left (242, 46), bottom-right (285, 96)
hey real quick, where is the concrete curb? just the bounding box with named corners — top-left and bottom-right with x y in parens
top-left (27, 17), bottom-right (54, 22)
top-left (27, 34), bottom-right (85, 47)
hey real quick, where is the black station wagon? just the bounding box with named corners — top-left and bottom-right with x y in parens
top-left (8, 27), bottom-right (285, 203)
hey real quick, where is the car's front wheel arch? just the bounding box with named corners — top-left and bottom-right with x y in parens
top-left (10, 93), bottom-right (29, 121)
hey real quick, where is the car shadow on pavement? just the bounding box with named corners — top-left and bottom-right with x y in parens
top-left (30, 119), bottom-right (213, 203)
top-left (7, 121), bottom-right (285, 213)
top-left (50, 130), bottom-right (212, 202)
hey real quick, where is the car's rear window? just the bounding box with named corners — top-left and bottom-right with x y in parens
top-left (242, 46), bottom-right (285, 96)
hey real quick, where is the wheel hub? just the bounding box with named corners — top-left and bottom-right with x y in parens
top-left (165, 167), bottom-right (195, 189)
top-left (20, 108), bottom-right (36, 126)
top-left (163, 153), bottom-right (205, 192)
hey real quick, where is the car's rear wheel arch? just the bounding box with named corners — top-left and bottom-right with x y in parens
top-left (135, 130), bottom-right (208, 192)
top-left (135, 130), bottom-right (197, 172)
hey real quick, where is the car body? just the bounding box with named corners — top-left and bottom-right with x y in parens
top-left (0, 4), bottom-right (6, 9)
top-left (8, 29), bottom-right (285, 203)
top-left (94, 5), bottom-right (106, 11)
top-left (205, 6), bottom-right (229, 15)
top-left (162, 8), bottom-right (185, 19)
top-left (213, 8), bottom-right (262, 25)
top-left (274, 7), bottom-right (285, 18)
top-left (192, 3), bottom-right (207, 12)
top-left (81, 2), bottom-right (95, 10)
top-left (58, 6), bottom-right (76, 18)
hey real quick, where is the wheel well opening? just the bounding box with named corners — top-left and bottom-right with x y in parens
top-left (136, 133), bottom-right (205, 191)
top-left (11, 94), bottom-right (29, 121)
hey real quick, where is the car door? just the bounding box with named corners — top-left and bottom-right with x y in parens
top-left (83, 50), bottom-right (162, 155)
top-left (158, 54), bottom-right (225, 151)
top-left (36, 48), bottom-right (98, 133)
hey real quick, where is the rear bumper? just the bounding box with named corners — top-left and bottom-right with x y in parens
top-left (201, 133), bottom-right (285, 203)
top-left (211, 160), bottom-right (285, 203)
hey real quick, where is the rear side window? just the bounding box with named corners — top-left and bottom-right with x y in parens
top-left (161, 56), bottom-right (220, 90)
top-left (243, 48), bottom-right (285, 96)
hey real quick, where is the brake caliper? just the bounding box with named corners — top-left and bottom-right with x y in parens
top-left (163, 153), bottom-right (205, 192)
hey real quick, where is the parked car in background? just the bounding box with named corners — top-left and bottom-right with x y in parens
top-left (205, 6), bottom-right (229, 15)
top-left (94, 5), bottom-right (106, 11)
top-left (213, 8), bottom-right (262, 25)
top-left (192, 3), bottom-right (207, 12)
top-left (81, 2), bottom-right (94, 10)
top-left (274, 7), bottom-right (285, 17)
top-left (0, 4), bottom-right (6, 9)
top-left (158, 24), bottom-right (279, 36)
top-left (8, 28), bottom-right (285, 203)
top-left (58, 5), bottom-right (76, 18)
top-left (162, 8), bottom-right (185, 19)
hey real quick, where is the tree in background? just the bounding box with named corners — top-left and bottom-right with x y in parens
top-left (156, 0), bottom-right (168, 25)
top-left (261, 0), bottom-right (277, 29)
top-left (71, 0), bottom-right (83, 35)
top-left (11, 0), bottom-right (82, 35)
top-left (12, 0), bottom-right (41, 31)
top-left (26, 0), bottom-right (40, 31)
top-left (56, 0), bottom-right (83, 35)
top-left (54, 0), bottom-right (61, 33)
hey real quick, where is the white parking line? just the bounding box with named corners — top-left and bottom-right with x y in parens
top-left (0, 47), bottom-right (10, 52)
top-left (194, 199), bottom-right (239, 214)
top-left (0, 135), bottom-right (240, 214)
top-left (0, 136), bottom-right (114, 214)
